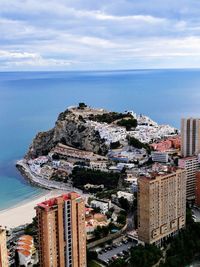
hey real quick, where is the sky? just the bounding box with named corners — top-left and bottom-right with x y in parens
top-left (1, 0), bottom-right (200, 70)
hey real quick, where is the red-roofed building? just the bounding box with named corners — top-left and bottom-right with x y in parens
top-left (151, 136), bottom-right (181, 152)
top-left (16, 235), bottom-right (35, 267)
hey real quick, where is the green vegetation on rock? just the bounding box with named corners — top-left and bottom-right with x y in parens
top-left (78, 102), bottom-right (87, 109)
top-left (117, 118), bottom-right (138, 130)
top-left (89, 112), bottom-right (133, 124)
top-left (127, 136), bottom-right (151, 153)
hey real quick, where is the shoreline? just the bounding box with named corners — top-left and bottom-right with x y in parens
top-left (16, 159), bottom-right (83, 194)
top-left (0, 189), bottom-right (49, 213)
top-left (0, 189), bottom-right (66, 229)
top-left (0, 160), bottom-right (86, 229)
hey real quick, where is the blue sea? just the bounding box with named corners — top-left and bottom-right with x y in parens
top-left (1, 69), bottom-right (200, 210)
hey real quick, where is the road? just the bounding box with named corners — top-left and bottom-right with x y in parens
top-left (127, 211), bottom-right (135, 232)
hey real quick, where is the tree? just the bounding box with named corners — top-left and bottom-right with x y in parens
top-left (109, 258), bottom-right (127, 267)
top-left (92, 206), bottom-right (101, 213)
top-left (117, 214), bottom-right (126, 225)
top-left (127, 136), bottom-right (151, 153)
top-left (87, 250), bottom-right (98, 262)
top-left (117, 118), bottom-right (138, 131)
top-left (130, 244), bottom-right (162, 267)
top-left (52, 153), bottom-right (60, 160)
top-left (160, 222), bottom-right (200, 267)
top-left (93, 226), bottom-right (102, 239)
top-left (108, 222), bottom-right (115, 231)
top-left (71, 167), bottom-right (120, 189)
top-left (186, 206), bottom-right (194, 226)
top-left (118, 197), bottom-right (130, 211)
top-left (24, 216), bottom-right (38, 236)
top-left (78, 102), bottom-right (87, 109)
top-left (101, 226), bottom-right (109, 236)
top-left (110, 141), bottom-right (121, 149)
top-left (93, 225), bottom-right (109, 239)
top-left (88, 112), bottom-right (133, 124)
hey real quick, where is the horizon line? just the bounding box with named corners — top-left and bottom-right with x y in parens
top-left (1, 67), bottom-right (200, 73)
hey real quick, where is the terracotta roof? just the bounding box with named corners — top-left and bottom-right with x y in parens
top-left (19, 235), bottom-right (33, 241)
top-left (17, 244), bottom-right (32, 251)
top-left (17, 249), bottom-right (31, 257)
top-left (17, 240), bottom-right (32, 246)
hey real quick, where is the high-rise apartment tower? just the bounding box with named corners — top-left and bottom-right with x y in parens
top-left (138, 168), bottom-right (186, 245)
top-left (181, 118), bottom-right (200, 157)
top-left (179, 156), bottom-right (200, 200)
top-left (0, 228), bottom-right (8, 267)
top-left (35, 192), bottom-right (87, 267)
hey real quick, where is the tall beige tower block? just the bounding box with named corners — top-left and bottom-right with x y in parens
top-left (0, 228), bottom-right (8, 267)
top-left (181, 118), bottom-right (200, 157)
top-left (179, 156), bottom-right (200, 200)
top-left (138, 168), bottom-right (186, 245)
top-left (35, 192), bottom-right (87, 267)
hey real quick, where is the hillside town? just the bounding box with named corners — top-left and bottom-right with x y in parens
top-left (1, 105), bottom-right (200, 267)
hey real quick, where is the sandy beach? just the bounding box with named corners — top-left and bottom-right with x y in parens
top-left (0, 190), bottom-right (67, 229)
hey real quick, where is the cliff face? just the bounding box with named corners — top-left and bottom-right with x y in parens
top-left (26, 108), bottom-right (108, 158)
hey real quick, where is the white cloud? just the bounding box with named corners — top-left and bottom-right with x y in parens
top-left (0, 49), bottom-right (73, 70)
top-left (1, 0), bottom-right (200, 69)
top-left (8, 58), bottom-right (72, 67)
top-left (0, 50), bottom-right (38, 59)
top-left (72, 9), bottom-right (167, 24)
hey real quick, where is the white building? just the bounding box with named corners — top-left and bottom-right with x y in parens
top-left (117, 163), bottom-right (135, 170)
top-left (151, 151), bottom-right (169, 163)
top-left (89, 161), bottom-right (108, 171)
top-left (90, 199), bottom-right (111, 214)
top-left (117, 191), bottom-right (134, 202)
top-left (125, 172), bottom-right (138, 182)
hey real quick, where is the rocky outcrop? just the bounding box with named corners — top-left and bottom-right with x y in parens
top-left (26, 108), bottom-right (109, 158)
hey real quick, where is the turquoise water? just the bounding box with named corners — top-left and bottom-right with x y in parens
top-left (1, 69), bottom-right (200, 210)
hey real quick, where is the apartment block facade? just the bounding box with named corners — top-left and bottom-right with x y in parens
top-left (0, 228), bottom-right (8, 267)
top-left (138, 168), bottom-right (186, 245)
top-left (195, 171), bottom-right (200, 207)
top-left (179, 156), bottom-right (200, 200)
top-left (181, 118), bottom-right (200, 157)
top-left (35, 192), bottom-right (87, 267)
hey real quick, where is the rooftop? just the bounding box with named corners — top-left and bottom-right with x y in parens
top-left (36, 192), bottom-right (80, 210)
top-left (17, 249), bottom-right (31, 257)
top-left (140, 166), bottom-right (181, 181)
top-left (179, 156), bottom-right (198, 161)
